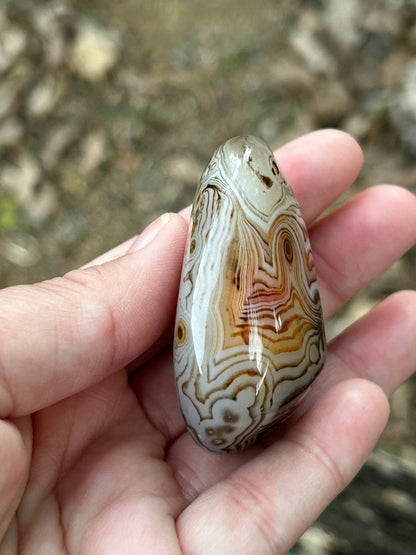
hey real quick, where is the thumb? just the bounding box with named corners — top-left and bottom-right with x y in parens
top-left (0, 213), bottom-right (188, 417)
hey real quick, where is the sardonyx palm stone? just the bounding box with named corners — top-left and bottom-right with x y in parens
top-left (174, 135), bottom-right (325, 453)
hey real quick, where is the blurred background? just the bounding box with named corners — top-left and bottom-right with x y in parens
top-left (0, 0), bottom-right (415, 552)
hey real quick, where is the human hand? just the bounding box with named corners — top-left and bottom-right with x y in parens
top-left (1, 130), bottom-right (415, 554)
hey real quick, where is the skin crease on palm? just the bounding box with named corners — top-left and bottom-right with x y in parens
top-left (0, 130), bottom-right (415, 555)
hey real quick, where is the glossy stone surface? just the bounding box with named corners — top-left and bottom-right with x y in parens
top-left (174, 136), bottom-right (325, 453)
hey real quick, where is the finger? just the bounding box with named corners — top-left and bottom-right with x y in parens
top-left (178, 129), bottom-right (364, 226)
top-left (178, 205), bottom-right (191, 222)
top-left (81, 236), bottom-right (139, 268)
top-left (0, 213), bottom-right (188, 417)
top-left (0, 418), bottom-right (31, 540)
top-left (310, 185), bottom-right (416, 318)
top-left (82, 213), bottom-right (176, 269)
top-left (276, 128), bottom-right (363, 223)
top-left (312, 290), bottom-right (416, 398)
top-left (176, 379), bottom-right (389, 554)
top-left (130, 349), bottom-right (182, 443)
top-left (167, 426), bottom-right (262, 503)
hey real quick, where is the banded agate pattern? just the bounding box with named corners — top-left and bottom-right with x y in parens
top-left (174, 136), bottom-right (325, 453)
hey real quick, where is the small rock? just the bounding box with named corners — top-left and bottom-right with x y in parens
top-left (1, 150), bottom-right (41, 203)
top-left (33, 3), bottom-right (69, 68)
top-left (0, 117), bottom-right (23, 147)
top-left (79, 130), bottom-right (107, 174)
top-left (0, 60), bottom-right (33, 119)
top-left (323, 0), bottom-right (363, 51)
top-left (298, 525), bottom-right (336, 555)
top-left (381, 488), bottom-right (416, 518)
top-left (26, 182), bottom-right (58, 227)
top-left (0, 15), bottom-right (27, 74)
top-left (70, 22), bottom-right (120, 81)
top-left (0, 235), bottom-right (41, 267)
top-left (26, 75), bottom-right (63, 118)
top-left (343, 497), bottom-right (378, 525)
top-left (41, 123), bottom-right (80, 171)
top-left (290, 13), bottom-right (336, 75)
top-left (0, 148), bottom-right (56, 226)
top-left (343, 113), bottom-right (372, 140)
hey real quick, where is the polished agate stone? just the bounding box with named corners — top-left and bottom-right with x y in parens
top-left (174, 136), bottom-right (325, 453)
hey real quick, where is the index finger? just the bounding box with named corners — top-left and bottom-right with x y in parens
top-left (0, 214), bottom-right (188, 417)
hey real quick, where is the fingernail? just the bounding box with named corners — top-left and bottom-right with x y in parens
top-left (127, 213), bottom-right (171, 253)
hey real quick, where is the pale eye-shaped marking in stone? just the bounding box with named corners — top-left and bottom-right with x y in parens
top-left (173, 135), bottom-right (326, 453)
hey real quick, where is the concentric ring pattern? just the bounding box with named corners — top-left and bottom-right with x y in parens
top-left (174, 136), bottom-right (326, 453)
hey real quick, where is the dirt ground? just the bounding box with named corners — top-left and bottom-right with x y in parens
top-left (0, 1), bottom-right (415, 553)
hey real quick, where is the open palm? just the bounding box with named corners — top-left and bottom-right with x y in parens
top-left (1, 130), bottom-right (415, 554)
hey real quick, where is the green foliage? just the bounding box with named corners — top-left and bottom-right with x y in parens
top-left (0, 194), bottom-right (20, 231)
